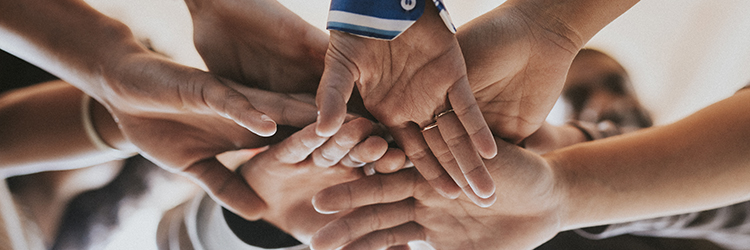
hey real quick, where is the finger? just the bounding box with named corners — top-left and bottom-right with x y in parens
top-left (311, 199), bottom-right (417, 250)
top-left (316, 48), bottom-right (359, 137)
top-left (205, 77), bottom-right (277, 137)
top-left (423, 126), bottom-right (495, 208)
top-left (387, 245), bottom-right (412, 250)
top-left (312, 168), bottom-right (421, 214)
top-left (436, 111), bottom-right (496, 200)
top-left (266, 123), bottom-right (328, 164)
top-left (448, 77), bottom-right (497, 158)
top-left (373, 148), bottom-right (407, 173)
top-left (182, 157), bottom-right (266, 220)
top-left (389, 125), bottom-right (461, 199)
top-left (230, 85), bottom-right (319, 128)
top-left (340, 155), bottom-right (367, 168)
top-left (313, 118), bottom-right (373, 167)
top-left (462, 185), bottom-right (498, 208)
top-left (340, 222), bottom-right (426, 250)
top-left (421, 124), bottom-right (471, 193)
top-left (342, 136), bottom-right (389, 167)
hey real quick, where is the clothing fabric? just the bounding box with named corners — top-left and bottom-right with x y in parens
top-left (576, 202), bottom-right (750, 250)
top-left (327, 0), bottom-right (455, 40)
top-left (165, 193), bottom-right (308, 250)
top-left (0, 180), bottom-right (45, 250)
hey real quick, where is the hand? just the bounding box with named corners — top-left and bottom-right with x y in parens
top-left (239, 118), bottom-right (406, 243)
top-left (522, 122), bottom-right (588, 154)
top-left (185, 0), bottom-right (328, 93)
top-left (458, 4), bottom-right (584, 143)
top-left (315, 0), bottom-right (497, 204)
top-left (310, 137), bottom-right (566, 250)
top-left (109, 53), bottom-right (320, 220)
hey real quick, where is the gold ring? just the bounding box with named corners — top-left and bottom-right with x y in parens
top-left (421, 122), bottom-right (438, 132)
top-left (434, 108), bottom-right (455, 119)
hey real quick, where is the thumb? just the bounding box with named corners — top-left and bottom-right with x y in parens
top-left (204, 77), bottom-right (278, 137)
top-left (315, 45), bottom-right (359, 137)
top-left (182, 157), bottom-right (267, 220)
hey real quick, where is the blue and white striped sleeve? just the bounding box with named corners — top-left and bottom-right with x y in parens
top-left (327, 0), bottom-right (457, 40)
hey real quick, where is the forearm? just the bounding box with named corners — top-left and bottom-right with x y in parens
top-left (510, 0), bottom-right (639, 45)
top-left (0, 0), bottom-right (147, 98)
top-left (0, 81), bottom-right (136, 176)
top-left (458, 0), bottom-right (638, 81)
top-left (554, 90), bottom-right (750, 230)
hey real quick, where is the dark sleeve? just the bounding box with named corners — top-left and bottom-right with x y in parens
top-left (222, 208), bottom-right (302, 249)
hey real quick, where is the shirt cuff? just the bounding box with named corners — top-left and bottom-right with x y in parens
top-left (186, 193), bottom-right (307, 250)
top-left (327, 0), bottom-right (456, 40)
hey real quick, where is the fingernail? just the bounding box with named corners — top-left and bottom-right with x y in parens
top-left (312, 197), bottom-right (340, 214)
top-left (364, 164), bottom-right (376, 176)
top-left (261, 114), bottom-right (275, 123)
top-left (437, 189), bottom-right (460, 200)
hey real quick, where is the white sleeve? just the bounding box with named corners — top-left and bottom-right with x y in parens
top-left (185, 193), bottom-right (309, 250)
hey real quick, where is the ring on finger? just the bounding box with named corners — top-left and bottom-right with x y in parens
top-left (421, 121), bottom-right (438, 132)
top-left (434, 108), bottom-right (455, 120)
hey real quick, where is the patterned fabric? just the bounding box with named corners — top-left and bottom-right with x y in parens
top-left (577, 202), bottom-right (750, 250)
top-left (327, 0), bottom-right (455, 40)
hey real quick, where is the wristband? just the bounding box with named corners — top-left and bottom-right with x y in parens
top-left (81, 94), bottom-right (136, 159)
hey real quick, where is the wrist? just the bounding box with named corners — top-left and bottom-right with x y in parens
top-left (544, 150), bottom-right (578, 231)
top-left (0, 0), bottom-right (148, 100)
top-left (506, 0), bottom-right (638, 48)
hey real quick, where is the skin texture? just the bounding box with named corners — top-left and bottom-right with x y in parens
top-left (185, 0), bottom-right (328, 94)
top-left (315, 1), bottom-right (498, 204)
top-left (457, 0), bottom-right (639, 143)
top-left (0, 81), bottom-right (133, 174)
top-left (308, 76), bottom-right (750, 250)
top-left (239, 118), bottom-right (405, 243)
top-left (0, 0), bottom-right (333, 220)
top-left (306, 0), bottom-right (663, 248)
top-left (310, 137), bottom-right (564, 250)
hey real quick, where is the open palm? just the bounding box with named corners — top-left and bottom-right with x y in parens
top-left (459, 6), bottom-right (581, 143)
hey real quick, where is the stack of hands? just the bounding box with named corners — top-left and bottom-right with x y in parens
top-left (7, 0), bottom-right (750, 249)
top-left (173, 0), bottom-right (618, 249)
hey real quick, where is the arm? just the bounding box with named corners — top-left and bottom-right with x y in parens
top-left (309, 90), bottom-right (750, 250)
top-left (0, 0), bottom-right (273, 135)
top-left (0, 81), bottom-right (136, 176)
top-left (457, 0), bottom-right (639, 142)
top-left (557, 88), bottom-right (750, 229)
top-left (0, 0), bottom-right (324, 220)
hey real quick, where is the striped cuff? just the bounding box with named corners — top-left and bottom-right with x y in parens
top-left (327, 0), bottom-right (456, 40)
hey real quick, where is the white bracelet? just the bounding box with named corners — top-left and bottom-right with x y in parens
top-left (81, 94), bottom-right (136, 159)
